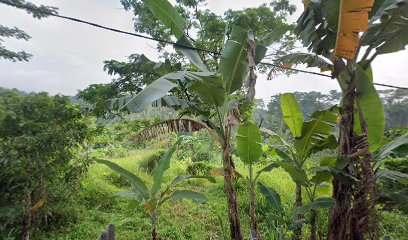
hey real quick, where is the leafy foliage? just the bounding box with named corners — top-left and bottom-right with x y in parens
top-left (0, 0), bottom-right (57, 61)
top-left (119, 0), bottom-right (296, 69)
top-left (355, 63), bottom-right (385, 151)
top-left (97, 139), bottom-right (214, 239)
top-left (236, 122), bottom-right (263, 165)
top-left (0, 89), bottom-right (92, 238)
top-left (280, 93), bottom-right (304, 138)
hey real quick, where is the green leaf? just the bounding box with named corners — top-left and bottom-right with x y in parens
top-left (281, 93), bottom-right (303, 138)
top-left (295, 1), bottom-right (338, 56)
top-left (258, 182), bottom-right (284, 213)
top-left (273, 148), bottom-right (293, 162)
top-left (377, 169), bottom-right (408, 185)
top-left (123, 73), bottom-right (177, 113)
top-left (96, 159), bottom-right (149, 201)
top-left (261, 128), bottom-right (291, 149)
top-left (237, 122), bottom-right (263, 165)
top-left (257, 163), bottom-right (278, 174)
top-left (363, 1), bottom-right (408, 55)
top-left (151, 139), bottom-right (181, 196)
top-left (219, 25), bottom-right (248, 94)
top-left (141, 0), bottom-right (185, 39)
top-left (141, 0), bottom-right (207, 71)
top-left (188, 72), bottom-right (226, 107)
top-left (374, 133), bottom-right (408, 161)
top-left (295, 106), bottom-right (338, 160)
top-left (259, 27), bottom-right (290, 46)
top-left (355, 63), bottom-right (385, 152)
top-left (170, 190), bottom-right (208, 203)
top-left (310, 170), bottom-right (333, 184)
top-left (175, 35), bottom-right (207, 71)
top-left (288, 198), bottom-right (334, 217)
top-left (114, 191), bottom-right (141, 199)
top-left (254, 45), bottom-right (267, 64)
top-left (276, 162), bottom-right (309, 185)
top-left (288, 219), bottom-right (307, 231)
top-left (153, 95), bottom-right (197, 110)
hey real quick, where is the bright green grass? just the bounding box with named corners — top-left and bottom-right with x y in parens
top-left (36, 149), bottom-right (406, 239)
top-left (37, 149), bottom-right (302, 239)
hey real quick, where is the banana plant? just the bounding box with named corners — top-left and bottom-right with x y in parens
top-left (96, 139), bottom-right (215, 240)
top-left (258, 178), bottom-right (333, 240)
top-left (261, 93), bottom-right (338, 240)
top-left (373, 133), bottom-right (408, 209)
top-left (101, 0), bottom-right (280, 238)
top-left (285, 1), bottom-right (408, 238)
top-left (236, 121), bottom-right (265, 239)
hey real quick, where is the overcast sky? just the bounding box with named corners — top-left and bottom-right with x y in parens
top-left (0, 0), bottom-right (407, 102)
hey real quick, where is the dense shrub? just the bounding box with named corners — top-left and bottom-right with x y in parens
top-left (380, 157), bottom-right (408, 213)
top-left (0, 89), bottom-right (92, 239)
top-left (186, 162), bottom-right (214, 176)
top-left (384, 157), bottom-right (408, 174)
top-left (139, 150), bottom-right (167, 173)
top-left (193, 151), bottom-right (212, 162)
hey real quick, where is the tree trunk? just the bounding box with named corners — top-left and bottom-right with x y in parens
top-left (223, 126), bottom-right (242, 240)
top-left (21, 191), bottom-right (32, 240)
top-left (293, 183), bottom-right (302, 240)
top-left (329, 89), bottom-right (378, 240)
top-left (151, 213), bottom-right (157, 240)
top-left (329, 90), bottom-right (355, 240)
top-left (248, 166), bottom-right (261, 240)
top-left (309, 209), bottom-right (317, 240)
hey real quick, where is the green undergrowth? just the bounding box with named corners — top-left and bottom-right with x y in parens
top-left (36, 149), bottom-right (407, 239)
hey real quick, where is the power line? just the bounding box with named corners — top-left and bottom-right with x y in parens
top-left (53, 14), bottom-right (220, 55)
top-left (55, 13), bottom-right (408, 90)
top-left (259, 62), bottom-right (332, 78)
top-left (3, 1), bottom-right (407, 90)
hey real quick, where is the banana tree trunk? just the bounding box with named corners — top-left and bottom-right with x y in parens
top-left (223, 126), bottom-right (243, 240)
top-left (329, 90), bottom-right (354, 240)
top-left (151, 213), bottom-right (157, 240)
top-left (309, 209), bottom-right (317, 240)
top-left (329, 88), bottom-right (378, 240)
top-left (248, 166), bottom-right (261, 240)
top-left (294, 182), bottom-right (302, 240)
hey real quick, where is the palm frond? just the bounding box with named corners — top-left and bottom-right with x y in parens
top-left (133, 118), bottom-right (222, 146)
top-left (275, 52), bottom-right (333, 71)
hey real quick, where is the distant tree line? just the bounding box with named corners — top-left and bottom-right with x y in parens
top-left (254, 90), bottom-right (408, 131)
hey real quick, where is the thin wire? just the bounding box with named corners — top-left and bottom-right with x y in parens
top-left (53, 14), bottom-right (219, 55)
top-left (54, 13), bottom-right (408, 90)
top-left (259, 62), bottom-right (332, 78)
top-left (3, 0), bottom-right (407, 90)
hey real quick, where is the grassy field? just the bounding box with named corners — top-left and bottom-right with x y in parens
top-left (35, 149), bottom-right (406, 240)
top-left (35, 149), bottom-right (296, 239)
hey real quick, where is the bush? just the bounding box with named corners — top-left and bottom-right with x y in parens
top-left (383, 157), bottom-right (408, 174)
top-left (0, 90), bottom-right (92, 239)
top-left (380, 157), bottom-right (408, 213)
top-left (105, 172), bottom-right (130, 188)
top-left (139, 150), bottom-right (167, 173)
top-left (193, 151), bottom-right (212, 162)
top-left (186, 162), bottom-right (214, 176)
top-left (380, 211), bottom-right (408, 239)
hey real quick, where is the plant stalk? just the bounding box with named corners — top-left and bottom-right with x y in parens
top-left (310, 209), bottom-right (317, 240)
top-left (151, 213), bottom-right (157, 240)
top-left (294, 182), bottom-right (302, 240)
top-left (223, 125), bottom-right (243, 240)
top-left (248, 165), bottom-right (261, 239)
